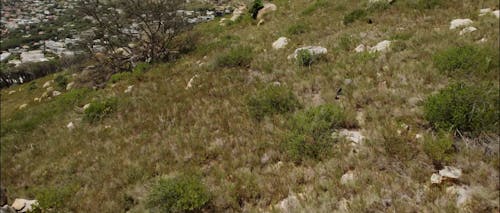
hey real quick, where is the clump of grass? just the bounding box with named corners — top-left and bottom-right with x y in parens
top-left (287, 23), bottom-right (309, 35)
top-left (343, 9), bottom-right (367, 25)
top-left (54, 75), bottom-right (68, 90)
top-left (424, 83), bottom-right (498, 135)
top-left (423, 132), bottom-right (455, 164)
top-left (379, 122), bottom-right (418, 160)
top-left (338, 34), bottom-right (359, 51)
top-left (147, 175), bottom-right (211, 213)
top-left (408, 0), bottom-right (442, 10)
top-left (284, 104), bottom-right (354, 162)
top-left (368, 1), bottom-right (390, 12)
top-left (215, 46), bottom-right (254, 68)
top-left (28, 81), bottom-right (38, 91)
top-left (302, 0), bottom-right (329, 15)
top-left (84, 98), bottom-right (118, 123)
top-left (433, 45), bottom-right (498, 75)
top-left (247, 85), bottom-right (301, 121)
top-left (249, 0), bottom-right (264, 19)
top-left (297, 49), bottom-right (314, 66)
top-left (33, 185), bottom-right (76, 211)
top-left (109, 72), bottom-right (133, 84)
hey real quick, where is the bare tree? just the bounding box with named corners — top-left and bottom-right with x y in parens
top-left (77, 0), bottom-right (189, 70)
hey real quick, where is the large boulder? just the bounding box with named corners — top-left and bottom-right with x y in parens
top-left (272, 37), bottom-right (289, 50)
top-left (256, 3), bottom-right (277, 20)
top-left (288, 46), bottom-right (327, 59)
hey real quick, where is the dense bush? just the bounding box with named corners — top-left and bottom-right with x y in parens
top-left (247, 85), bottom-right (301, 120)
top-left (343, 9), bottom-right (367, 25)
top-left (84, 98), bottom-right (118, 123)
top-left (296, 49), bottom-right (313, 66)
top-left (249, 0), bottom-right (264, 19)
top-left (147, 175), bottom-right (210, 213)
top-left (423, 132), bottom-right (454, 164)
top-left (215, 46), bottom-right (253, 68)
top-left (284, 104), bottom-right (353, 162)
top-left (433, 45), bottom-right (498, 75)
top-left (424, 83), bottom-right (498, 134)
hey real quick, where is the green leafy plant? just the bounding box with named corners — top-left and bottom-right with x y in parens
top-left (84, 98), bottom-right (118, 123)
top-left (249, 0), bottom-right (264, 19)
top-left (287, 23), bottom-right (308, 35)
top-left (424, 83), bottom-right (498, 135)
top-left (297, 49), bottom-right (313, 66)
top-left (423, 132), bottom-right (454, 164)
top-left (343, 9), bottom-right (367, 25)
top-left (247, 85), bottom-right (301, 121)
top-left (284, 104), bottom-right (354, 162)
top-left (433, 45), bottom-right (498, 75)
top-left (215, 46), bottom-right (253, 68)
top-left (147, 175), bottom-right (211, 213)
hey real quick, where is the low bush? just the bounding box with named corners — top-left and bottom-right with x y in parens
top-left (249, 0), bottom-right (264, 19)
top-left (215, 46), bottom-right (253, 68)
top-left (423, 132), bottom-right (454, 164)
top-left (147, 175), bottom-right (211, 213)
top-left (297, 49), bottom-right (313, 66)
top-left (247, 85), bottom-right (301, 120)
top-left (433, 45), bottom-right (498, 75)
top-left (284, 104), bottom-right (354, 162)
top-left (424, 83), bottom-right (498, 135)
top-left (84, 98), bottom-right (118, 123)
top-left (343, 9), bottom-right (367, 25)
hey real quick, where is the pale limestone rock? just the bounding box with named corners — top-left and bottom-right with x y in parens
top-left (459, 26), bottom-right (477, 35)
top-left (67, 122), bottom-right (75, 130)
top-left (288, 46), bottom-right (327, 59)
top-left (493, 10), bottom-right (500, 18)
top-left (257, 3), bottom-right (277, 20)
top-left (446, 185), bottom-right (472, 206)
top-left (83, 103), bottom-right (91, 110)
top-left (430, 173), bottom-right (442, 184)
top-left (230, 5), bottom-right (246, 22)
top-left (354, 44), bottom-right (366, 52)
top-left (449, 19), bottom-right (473, 30)
top-left (8, 90), bottom-right (15, 95)
top-left (479, 8), bottom-right (492, 16)
top-left (369, 40), bottom-right (391, 53)
top-left (52, 91), bottom-right (62, 97)
top-left (439, 166), bottom-right (462, 179)
top-left (276, 194), bottom-right (301, 213)
top-left (185, 75), bottom-right (198, 89)
top-left (340, 171), bottom-right (355, 185)
top-left (338, 129), bottom-right (364, 144)
top-left (42, 80), bottom-right (52, 88)
top-left (18, 104), bottom-right (27, 110)
top-left (272, 37), bottom-right (289, 50)
top-left (11, 199), bottom-right (38, 213)
top-left (124, 85), bottom-right (134, 93)
top-left (66, 82), bottom-right (75, 90)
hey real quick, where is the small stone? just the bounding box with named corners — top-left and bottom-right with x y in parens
top-left (344, 79), bottom-right (352, 85)
top-left (449, 19), bottom-right (473, 30)
top-left (272, 37), bottom-right (289, 50)
top-left (369, 40), bottom-right (391, 53)
top-left (18, 104), bottom-right (27, 110)
top-left (288, 46), bottom-right (327, 60)
top-left (256, 3), bottom-right (277, 20)
top-left (430, 173), bottom-right (442, 184)
top-left (493, 10), bottom-right (500, 18)
top-left (446, 185), bottom-right (471, 206)
top-left (341, 170), bottom-right (355, 185)
top-left (338, 129), bottom-right (364, 144)
top-left (52, 91), bottom-right (62, 97)
top-left (11, 199), bottom-right (38, 213)
top-left (185, 75), bottom-right (198, 89)
top-left (33, 97), bottom-right (40, 102)
top-left (8, 90), bottom-right (15, 95)
top-left (439, 166), bottom-right (462, 179)
top-left (124, 85), bottom-right (134, 93)
top-left (46, 86), bottom-right (54, 92)
top-left (66, 82), bottom-right (75, 90)
top-left (479, 8), bottom-right (492, 16)
top-left (67, 122), bottom-right (75, 130)
top-left (276, 194), bottom-right (301, 212)
top-left (354, 44), bottom-right (366, 52)
top-left (459, 26), bottom-right (477, 35)
top-left (83, 103), bottom-right (91, 110)
top-left (42, 80), bottom-right (52, 88)
top-left (415, 134), bottom-right (423, 140)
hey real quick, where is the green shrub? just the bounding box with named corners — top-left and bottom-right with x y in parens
top-left (109, 72), bottom-right (133, 83)
top-left (34, 186), bottom-right (75, 210)
top-left (424, 83), bottom-right (498, 134)
top-left (287, 23), bottom-right (308, 35)
top-left (297, 49), bottom-right (313, 66)
top-left (433, 45), bottom-right (498, 75)
top-left (343, 9), bottom-right (367, 25)
top-left (247, 85), bottom-right (301, 120)
top-left (423, 132), bottom-right (454, 163)
top-left (147, 175), bottom-right (210, 213)
top-left (249, 0), bottom-right (264, 19)
top-left (133, 62), bottom-right (151, 74)
top-left (84, 98), bottom-right (118, 123)
top-left (284, 104), bottom-right (353, 161)
top-left (215, 46), bottom-right (253, 68)
top-left (54, 75), bottom-right (68, 90)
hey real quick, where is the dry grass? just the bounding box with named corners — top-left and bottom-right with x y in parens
top-left (1, 0), bottom-right (499, 212)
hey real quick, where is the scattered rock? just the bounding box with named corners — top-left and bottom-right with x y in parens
top-left (272, 37), bottom-right (289, 50)
top-left (439, 166), bottom-right (462, 179)
top-left (0, 205), bottom-right (16, 213)
top-left (42, 80), bottom-right (52, 88)
top-left (276, 194), bottom-right (301, 213)
top-left (46, 86), bottom-right (54, 93)
top-left (230, 5), bottom-right (246, 22)
top-left (33, 97), bottom-right (41, 102)
top-left (479, 8), bottom-right (492, 16)
top-left (449, 19), bottom-right (473, 30)
top-left (415, 134), bottom-right (423, 140)
top-left (354, 44), bottom-right (366, 53)
top-left (338, 129), bottom-right (364, 144)
top-left (256, 3), bottom-right (277, 20)
top-left (185, 75), bottom-right (198, 89)
top-left (66, 82), bottom-right (75, 90)
top-left (288, 46), bottom-right (327, 60)
top-left (494, 10), bottom-right (500, 18)
top-left (446, 185), bottom-right (472, 206)
top-left (83, 103), bottom-right (91, 110)
top-left (52, 91), bottom-right (62, 97)
top-left (340, 170), bottom-right (356, 185)
top-left (18, 104), bottom-right (27, 110)
top-left (124, 85), bottom-right (134, 93)
top-left (459, 26), bottom-right (477, 35)
top-left (478, 37), bottom-right (488, 43)
top-left (11, 199), bottom-right (38, 213)
top-left (67, 122), bottom-right (75, 130)
top-left (407, 97), bottom-right (422, 107)
top-left (7, 90), bottom-right (15, 95)
top-left (369, 40), bottom-right (391, 53)
top-left (430, 173), bottom-right (443, 184)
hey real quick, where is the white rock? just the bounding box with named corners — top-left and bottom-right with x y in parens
top-left (11, 199), bottom-right (38, 213)
top-left (0, 52), bottom-right (11, 62)
top-left (42, 80), bottom-right (52, 88)
top-left (66, 82), bottom-right (75, 90)
top-left (478, 37), bottom-right (488, 43)
top-left (185, 75), bottom-right (198, 89)
top-left (83, 103), bottom-right (91, 110)
top-left (20, 50), bottom-right (48, 63)
top-left (230, 5), bottom-right (246, 21)
top-left (415, 134), bottom-right (423, 140)
top-left (446, 185), bottom-right (471, 206)
top-left (354, 44), bottom-right (366, 52)
top-left (459, 26), bottom-right (477, 35)
top-left (479, 8), bottom-right (492, 16)
top-left (338, 129), bottom-right (364, 144)
top-left (52, 91), bottom-right (62, 97)
top-left (430, 173), bottom-right (442, 184)
top-left (288, 46), bottom-right (327, 60)
top-left (257, 3), bottom-right (277, 20)
top-left (124, 85), bottom-right (134, 93)
top-left (439, 166), bottom-right (462, 179)
top-left (18, 104), bottom-right (27, 110)
top-left (340, 171), bottom-right (355, 185)
top-left (369, 40), bottom-right (391, 53)
top-left (272, 37), bottom-right (289, 50)
top-left (8, 90), bottom-right (16, 95)
top-left (67, 122), bottom-right (75, 130)
top-left (493, 10), bottom-right (500, 18)
top-left (449, 19), bottom-right (473, 30)
top-left (276, 195), bottom-right (301, 213)
top-left (33, 97), bottom-right (40, 102)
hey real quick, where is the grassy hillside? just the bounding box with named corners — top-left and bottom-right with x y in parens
top-left (1, 0), bottom-right (499, 212)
